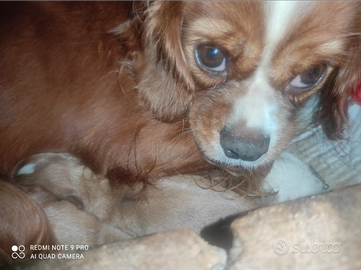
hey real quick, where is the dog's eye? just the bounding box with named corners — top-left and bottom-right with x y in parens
top-left (289, 65), bottom-right (326, 90)
top-left (196, 45), bottom-right (226, 72)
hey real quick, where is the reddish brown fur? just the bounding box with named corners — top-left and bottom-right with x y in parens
top-left (0, 3), bottom-right (211, 263)
top-left (0, 1), bottom-right (360, 265)
top-left (0, 2), bottom-right (209, 182)
top-left (0, 181), bottom-right (56, 267)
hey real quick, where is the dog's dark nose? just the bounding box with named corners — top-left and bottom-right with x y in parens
top-left (220, 126), bottom-right (270, 161)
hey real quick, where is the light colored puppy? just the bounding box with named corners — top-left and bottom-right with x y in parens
top-left (17, 153), bottom-right (258, 246)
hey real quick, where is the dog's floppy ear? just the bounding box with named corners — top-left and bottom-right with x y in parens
top-left (137, 1), bottom-right (194, 122)
top-left (316, 35), bottom-right (361, 140)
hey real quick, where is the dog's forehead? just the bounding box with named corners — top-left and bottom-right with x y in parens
top-left (185, 1), bottom-right (355, 48)
top-left (264, 1), bottom-right (315, 48)
top-left (185, 2), bottom-right (311, 33)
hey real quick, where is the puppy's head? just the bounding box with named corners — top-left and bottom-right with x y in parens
top-left (138, 1), bottom-right (361, 170)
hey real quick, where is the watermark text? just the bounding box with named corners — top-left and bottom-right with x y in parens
top-left (273, 238), bottom-right (342, 255)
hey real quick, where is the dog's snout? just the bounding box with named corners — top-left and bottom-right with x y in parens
top-left (220, 126), bottom-right (270, 162)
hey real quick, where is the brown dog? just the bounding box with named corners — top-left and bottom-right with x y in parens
top-left (1, 1), bottom-right (359, 183)
top-left (1, 1), bottom-right (360, 266)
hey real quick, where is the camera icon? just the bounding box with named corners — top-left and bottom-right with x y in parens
top-left (11, 245), bottom-right (26, 259)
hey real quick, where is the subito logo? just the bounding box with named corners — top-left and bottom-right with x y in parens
top-left (273, 239), bottom-right (289, 255)
top-left (11, 245), bottom-right (26, 259)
